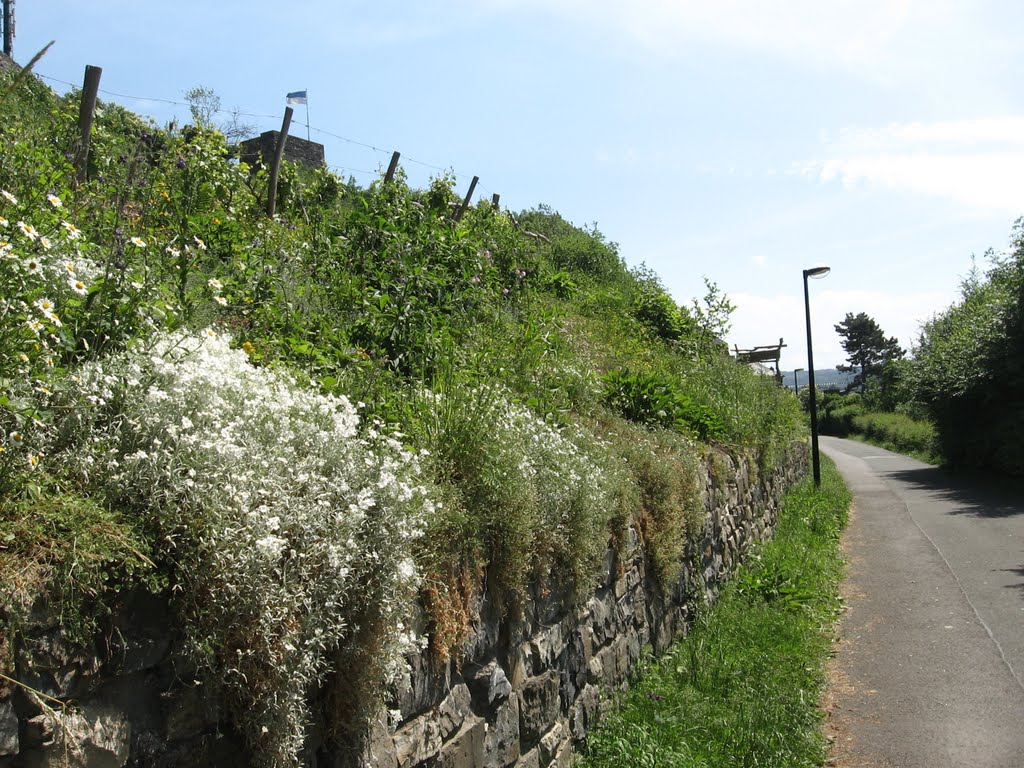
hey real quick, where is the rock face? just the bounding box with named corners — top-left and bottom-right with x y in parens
top-left (0, 444), bottom-right (806, 767)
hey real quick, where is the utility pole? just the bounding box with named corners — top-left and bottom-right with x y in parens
top-left (2, 0), bottom-right (14, 58)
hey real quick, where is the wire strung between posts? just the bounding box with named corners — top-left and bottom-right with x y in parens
top-left (35, 72), bottom-right (491, 193)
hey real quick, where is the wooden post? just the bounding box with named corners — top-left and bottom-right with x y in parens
top-left (491, 193), bottom-right (500, 209)
top-left (2, 0), bottom-right (13, 58)
top-left (454, 176), bottom-right (479, 222)
top-left (74, 65), bottom-right (102, 186)
top-left (384, 151), bottom-right (401, 184)
top-left (266, 107), bottom-right (293, 218)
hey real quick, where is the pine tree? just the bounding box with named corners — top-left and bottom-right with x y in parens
top-left (834, 312), bottom-right (904, 391)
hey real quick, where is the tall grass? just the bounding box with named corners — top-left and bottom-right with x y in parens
top-left (579, 458), bottom-right (850, 768)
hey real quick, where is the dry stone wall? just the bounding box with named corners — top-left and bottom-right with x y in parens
top-left (358, 442), bottom-right (807, 768)
top-left (0, 444), bottom-right (806, 768)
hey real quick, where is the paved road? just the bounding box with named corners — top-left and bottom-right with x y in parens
top-left (820, 436), bottom-right (1024, 768)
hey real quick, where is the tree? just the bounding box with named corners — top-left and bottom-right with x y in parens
top-left (834, 312), bottom-right (904, 392)
top-left (184, 85), bottom-right (255, 143)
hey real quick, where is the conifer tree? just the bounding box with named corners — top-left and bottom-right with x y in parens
top-left (834, 312), bottom-right (904, 391)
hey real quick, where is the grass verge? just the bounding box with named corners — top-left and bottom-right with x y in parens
top-left (577, 456), bottom-right (851, 768)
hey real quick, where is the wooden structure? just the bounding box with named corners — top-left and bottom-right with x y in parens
top-left (734, 338), bottom-right (786, 382)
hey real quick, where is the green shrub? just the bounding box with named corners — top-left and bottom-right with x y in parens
top-left (633, 287), bottom-right (696, 343)
top-left (820, 403), bottom-right (865, 437)
top-left (909, 242), bottom-right (1024, 476)
top-left (601, 368), bottom-right (724, 440)
top-left (851, 412), bottom-right (938, 459)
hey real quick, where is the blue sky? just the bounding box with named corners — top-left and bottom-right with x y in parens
top-left (14, 0), bottom-right (1024, 368)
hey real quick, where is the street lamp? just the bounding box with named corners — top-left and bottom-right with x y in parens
top-left (803, 266), bottom-right (831, 486)
top-left (792, 368), bottom-right (804, 395)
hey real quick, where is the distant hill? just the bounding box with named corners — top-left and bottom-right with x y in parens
top-left (780, 368), bottom-right (857, 392)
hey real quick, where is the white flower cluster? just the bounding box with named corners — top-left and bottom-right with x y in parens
top-left (433, 382), bottom-right (619, 588)
top-left (52, 329), bottom-right (433, 766)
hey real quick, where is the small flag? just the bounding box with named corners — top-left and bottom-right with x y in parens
top-left (286, 90), bottom-right (308, 105)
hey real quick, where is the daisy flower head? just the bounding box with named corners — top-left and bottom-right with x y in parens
top-left (17, 221), bottom-right (38, 241)
top-left (61, 221), bottom-right (81, 239)
top-left (47, 193), bottom-right (63, 209)
top-left (193, 235), bottom-right (207, 250)
top-left (25, 258), bottom-right (42, 274)
top-left (35, 297), bottom-right (55, 313)
top-left (204, 327), bottom-right (217, 338)
top-left (1, 190), bottom-right (17, 205)
top-left (207, 278), bottom-right (223, 290)
top-left (39, 236), bottom-right (52, 250)
top-left (130, 236), bottom-right (147, 248)
top-left (214, 295), bottom-right (228, 306)
top-left (0, 216), bottom-right (8, 227)
top-left (69, 278), bottom-right (88, 295)
top-left (64, 262), bottom-right (76, 274)
top-left (165, 246), bottom-right (181, 258)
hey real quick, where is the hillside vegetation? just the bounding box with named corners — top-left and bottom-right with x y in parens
top-left (0, 69), bottom-right (803, 765)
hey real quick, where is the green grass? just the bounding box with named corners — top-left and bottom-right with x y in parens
top-left (578, 458), bottom-right (851, 768)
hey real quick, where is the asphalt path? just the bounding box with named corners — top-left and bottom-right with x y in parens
top-left (820, 436), bottom-right (1024, 768)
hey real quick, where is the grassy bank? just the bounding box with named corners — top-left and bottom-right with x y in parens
top-left (578, 457), bottom-right (851, 768)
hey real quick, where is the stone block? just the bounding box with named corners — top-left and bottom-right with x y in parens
top-left (0, 699), bottom-right (18, 757)
top-left (514, 747), bottom-right (540, 768)
top-left (433, 717), bottom-right (485, 768)
top-left (396, 646), bottom-right (452, 719)
top-left (467, 660), bottom-right (513, 709)
top-left (530, 623), bottom-right (564, 670)
top-left (483, 693), bottom-right (520, 768)
top-left (21, 706), bottom-right (130, 768)
top-left (569, 684), bottom-right (600, 743)
top-left (508, 642), bottom-right (533, 690)
top-left (364, 713), bottom-right (399, 768)
top-left (517, 672), bottom-right (560, 750)
top-left (538, 720), bottom-right (567, 765)
top-left (393, 683), bottom-right (472, 767)
top-left (552, 739), bottom-right (573, 768)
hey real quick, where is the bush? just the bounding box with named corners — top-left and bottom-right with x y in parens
top-left (909, 240), bottom-right (1024, 476)
top-left (44, 329), bottom-right (433, 765)
top-left (851, 412), bottom-right (938, 459)
top-left (601, 368), bottom-right (724, 440)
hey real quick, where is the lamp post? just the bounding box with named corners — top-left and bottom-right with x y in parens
top-left (792, 368), bottom-right (804, 395)
top-left (803, 266), bottom-right (831, 486)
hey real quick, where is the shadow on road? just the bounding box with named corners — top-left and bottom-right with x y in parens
top-left (1002, 566), bottom-right (1024, 595)
top-left (879, 465), bottom-right (1024, 519)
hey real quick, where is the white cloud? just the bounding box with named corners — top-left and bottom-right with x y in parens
top-left (482, 0), bottom-right (984, 84)
top-left (805, 117), bottom-right (1024, 215)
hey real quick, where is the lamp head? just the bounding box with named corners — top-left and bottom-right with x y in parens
top-left (803, 266), bottom-right (831, 279)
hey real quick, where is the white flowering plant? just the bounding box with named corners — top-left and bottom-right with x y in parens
top-left (45, 328), bottom-right (433, 766)
top-left (415, 380), bottom-right (628, 652)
